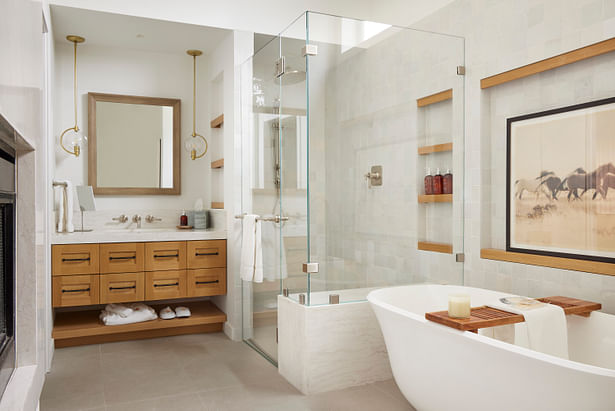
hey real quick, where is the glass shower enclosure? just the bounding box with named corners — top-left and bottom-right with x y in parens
top-left (241, 12), bottom-right (465, 364)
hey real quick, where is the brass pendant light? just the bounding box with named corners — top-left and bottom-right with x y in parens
top-left (184, 49), bottom-right (208, 160)
top-left (60, 35), bottom-right (86, 157)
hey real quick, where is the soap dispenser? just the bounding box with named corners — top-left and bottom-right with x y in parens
top-left (433, 168), bottom-right (443, 195)
top-left (180, 210), bottom-right (188, 226)
top-left (424, 168), bottom-right (433, 195)
top-left (443, 168), bottom-right (453, 194)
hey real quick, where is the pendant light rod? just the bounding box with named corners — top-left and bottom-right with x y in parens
top-left (60, 35), bottom-right (85, 157)
top-left (186, 49), bottom-right (207, 160)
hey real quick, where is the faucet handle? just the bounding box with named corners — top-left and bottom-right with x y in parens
top-left (145, 215), bottom-right (162, 223)
top-left (112, 214), bottom-right (128, 223)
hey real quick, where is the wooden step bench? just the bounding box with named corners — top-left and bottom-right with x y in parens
top-left (425, 296), bottom-right (601, 333)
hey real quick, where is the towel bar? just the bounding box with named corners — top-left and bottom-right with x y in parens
top-left (234, 214), bottom-right (289, 223)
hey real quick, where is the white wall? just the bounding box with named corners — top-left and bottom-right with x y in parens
top-left (412, 0), bottom-right (615, 313)
top-left (53, 42), bottom-right (211, 210)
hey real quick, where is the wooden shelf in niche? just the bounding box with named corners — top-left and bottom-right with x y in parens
top-left (211, 202), bottom-right (224, 209)
top-left (52, 301), bottom-right (226, 348)
top-left (480, 38), bottom-right (615, 89)
top-left (210, 114), bottom-right (224, 128)
top-left (418, 142), bottom-right (453, 155)
top-left (418, 241), bottom-right (453, 254)
top-left (480, 249), bottom-right (615, 277)
top-left (211, 159), bottom-right (224, 169)
top-left (416, 89), bottom-right (453, 107)
top-left (418, 194), bottom-right (452, 203)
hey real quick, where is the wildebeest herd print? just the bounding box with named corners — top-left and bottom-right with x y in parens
top-left (507, 97), bottom-right (615, 263)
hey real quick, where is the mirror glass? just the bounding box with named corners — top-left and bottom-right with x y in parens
top-left (88, 93), bottom-right (180, 195)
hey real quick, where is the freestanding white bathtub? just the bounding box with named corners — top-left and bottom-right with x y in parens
top-left (368, 284), bottom-right (615, 411)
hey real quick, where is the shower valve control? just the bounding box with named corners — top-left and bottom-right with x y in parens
top-left (364, 165), bottom-right (383, 187)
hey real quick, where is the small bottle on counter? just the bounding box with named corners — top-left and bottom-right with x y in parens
top-left (433, 168), bottom-right (443, 195)
top-left (180, 210), bottom-right (188, 226)
top-left (443, 168), bottom-right (453, 194)
top-left (424, 168), bottom-right (433, 195)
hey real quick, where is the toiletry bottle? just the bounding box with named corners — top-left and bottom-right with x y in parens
top-left (433, 168), bottom-right (443, 195)
top-left (443, 169), bottom-right (453, 194)
top-left (180, 210), bottom-right (188, 226)
top-left (424, 168), bottom-right (433, 195)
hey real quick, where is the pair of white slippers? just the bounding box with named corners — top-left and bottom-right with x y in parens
top-left (160, 306), bottom-right (191, 320)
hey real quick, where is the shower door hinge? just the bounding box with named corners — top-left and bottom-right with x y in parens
top-left (302, 262), bottom-right (319, 274)
top-left (276, 327), bottom-right (278, 343)
top-left (302, 44), bottom-right (318, 57)
top-left (456, 65), bottom-right (466, 75)
top-left (275, 56), bottom-right (285, 78)
top-left (456, 253), bottom-right (465, 262)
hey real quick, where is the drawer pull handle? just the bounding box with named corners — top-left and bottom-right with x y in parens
top-left (62, 257), bottom-right (90, 262)
top-left (154, 282), bottom-right (180, 288)
top-left (109, 285), bottom-right (136, 290)
top-left (195, 252), bottom-right (219, 256)
top-left (62, 287), bottom-right (90, 293)
top-left (196, 280), bottom-right (219, 285)
top-left (109, 256), bottom-right (136, 260)
top-left (153, 254), bottom-right (179, 258)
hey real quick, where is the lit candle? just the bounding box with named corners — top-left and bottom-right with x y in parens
top-left (448, 293), bottom-right (471, 319)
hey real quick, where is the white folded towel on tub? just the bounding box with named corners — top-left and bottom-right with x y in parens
top-left (240, 215), bottom-right (263, 283)
top-left (100, 303), bottom-right (157, 326)
top-left (488, 297), bottom-right (569, 359)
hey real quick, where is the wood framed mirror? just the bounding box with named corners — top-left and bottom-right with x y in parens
top-left (88, 92), bottom-right (181, 195)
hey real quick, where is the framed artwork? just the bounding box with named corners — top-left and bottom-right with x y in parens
top-left (507, 96), bottom-right (615, 263)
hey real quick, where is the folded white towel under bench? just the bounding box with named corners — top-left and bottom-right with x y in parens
top-left (99, 303), bottom-right (157, 326)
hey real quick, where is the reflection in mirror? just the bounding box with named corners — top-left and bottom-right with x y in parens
top-left (88, 93), bottom-right (180, 195)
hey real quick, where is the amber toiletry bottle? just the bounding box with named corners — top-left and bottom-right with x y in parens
top-left (424, 168), bottom-right (433, 195)
top-left (180, 210), bottom-right (188, 226)
top-left (443, 169), bottom-right (453, 194)
top-left (433, 168), bottom-right (443, 195)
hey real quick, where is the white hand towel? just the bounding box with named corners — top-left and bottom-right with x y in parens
top-left (261, 216), bottom-right (288, 282)
top-left (240, 215), bottom-right (263, 282)
top-left (489, 297), bottom-right (569, 359)
top-left (100, 303), bottom-right (157, 326)
top-left (64, 180), bottom-right (75, 233)
top-left (105, 303), bottom-right (134, 318)
top-left (53, 179), bottom-right (74, 232)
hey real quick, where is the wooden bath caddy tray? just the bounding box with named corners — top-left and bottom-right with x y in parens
top-left (425, 296), bottom-right (601, 332)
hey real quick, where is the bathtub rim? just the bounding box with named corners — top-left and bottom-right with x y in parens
top-left (368, 284), bottom-right (615, 378)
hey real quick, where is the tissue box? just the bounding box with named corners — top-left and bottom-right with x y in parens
top-left (193, 211), bottom-right (208, 229)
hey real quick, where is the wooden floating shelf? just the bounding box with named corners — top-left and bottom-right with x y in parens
top-left (426, 296), bottom-right (601, 332)
top-left (417, 241), bottom-right (453, 254)
top-left (211, 159), bottom-right (224, 169)
top-left (418, 194), bottom-right (452, 203)
top-left (211, 202), bottom-right (224, 209)
top-left (481, 37), bottom-right (615, 89)
top-left (417, 88), bottom-right (453, 107)
top-left (210, 114), bottom-right (224, 128)
top-left (52, 301), bottom-right (226, 348)
top-left (480, 249), bottom-right (615, 277)
top-left (418, 142), bottom-right (453, 155)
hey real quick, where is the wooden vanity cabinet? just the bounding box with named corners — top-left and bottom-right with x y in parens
top-left (100, 243), bottom-right (144, 273)
top-left (145, 241), bottom-right (187, 271)
top-left (145, 270), bottom-right (187, 300)
top-left (52, 274), bottom-right (99, 307)
top-left (52, 244), bottom-right (99, 276)
top-left (100, 272), bottom-right (145, 303)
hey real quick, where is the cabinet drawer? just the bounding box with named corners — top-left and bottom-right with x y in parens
top-left (187, 240), bottom-right (227, 269)
top-left (145, 242), bottom-right (186, 271)
top-left (100, 243), bottom-right (144, 273)
top-left (52, 244), bottom-right (99, 276)
top-left (52, 275), bottom-right (99, 307)
top-left (145, 270), bottom-right (186, 301)
top-left (100, 272), bottom-right (144, 304)
top-left (187, 268), bottom-right (226, 297)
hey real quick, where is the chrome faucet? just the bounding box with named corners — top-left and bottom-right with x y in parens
top-left (112, 214), bottom-right (128, 223)
top-left (132, 214), bottom-right (142, 228)
top-left (145, 215), bottom-right (162, 223)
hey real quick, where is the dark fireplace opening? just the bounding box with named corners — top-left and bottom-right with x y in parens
top-left (0, 148), bottom-right (15, 397)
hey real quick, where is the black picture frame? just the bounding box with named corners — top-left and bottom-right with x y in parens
top-left (506, 96), bottom-right (615, 264)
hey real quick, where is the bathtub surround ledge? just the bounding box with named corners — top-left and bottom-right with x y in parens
top-left (278, 294), bottom-right (392, 395)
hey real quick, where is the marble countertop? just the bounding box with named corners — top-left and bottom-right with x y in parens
top-left (51, 228), bottom-right (227, 244)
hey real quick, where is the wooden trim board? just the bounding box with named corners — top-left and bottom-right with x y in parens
top-left (211, 159), bottom-right (224, 169)
top-left (418, 194), bottom-right (452, 203)
top-left (481, 37), bottom-right (615, 89)
top-left (418, 241), bottom-right (453, 254)
top-left (418, 143), bottom-right (453, 155)
top-left (210, 114), bottom-right (224, 128)
top-left (211, 202), bottom-right (224, 209)
top-left (480, 249), bottom-right (615, 277)
top-left (417, 89), bottom-right (452, 107)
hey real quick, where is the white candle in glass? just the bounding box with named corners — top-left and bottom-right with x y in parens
top-left (448, 293), bottom-right (471, 318)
